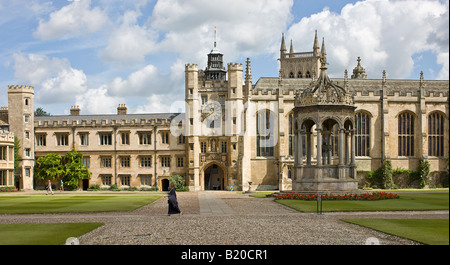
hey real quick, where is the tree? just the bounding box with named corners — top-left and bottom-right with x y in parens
top-left (34, 154), bottom-right (64, 181)
top-left (34, 148), bottom-right (91, 190)
top-left (13, 137), bottom-right (21, 177)
top-left (169, 174), bottom-right (188, 191)
top-left (62, 148), bottom-right (91, 190)
top-left (34, 107), bottom-right (51, 117)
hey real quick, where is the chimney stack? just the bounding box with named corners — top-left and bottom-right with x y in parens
top-left (70, 105), bottom-right (80, 116)
top-left (117, 104), bottom-right (127, 115)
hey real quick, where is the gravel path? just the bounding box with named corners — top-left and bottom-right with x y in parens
top-left (0, 191), bottom-right (448, 245)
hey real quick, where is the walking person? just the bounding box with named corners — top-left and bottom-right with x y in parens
top-left (164, 183), bottom-right (182, 216)
top-left (46, 180), bottom-right (54, 195)
top-left (59, 179), bottom-right (64, 192)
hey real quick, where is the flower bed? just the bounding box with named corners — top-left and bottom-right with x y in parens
top-left (275, 192), bottom-right (399, 201)
top-left (0, 186), bottom-right (18, 192)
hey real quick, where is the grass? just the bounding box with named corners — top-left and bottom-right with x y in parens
top-left (0, 223), bottom-right (103, 245)
top-left (0, 194), bottom-right (162, 214)
top-left (275, 192), bottom-right (449, 212)
top-left (342, 219), bottom-right (449, 245)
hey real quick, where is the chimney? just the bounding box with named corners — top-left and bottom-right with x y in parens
top-left (70, 105), bottom-right (80, 116)
top-left (117, 104), bottom-right (127, 115)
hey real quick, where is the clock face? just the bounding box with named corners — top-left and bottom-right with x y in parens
top-left (209, 107), bottom-right (221, 120)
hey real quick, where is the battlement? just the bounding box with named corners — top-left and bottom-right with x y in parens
top-left (185, 64), bottom-right (198, 71)
top-left (0, 107), bottom-right (8, 111)
top-left (227, 63), bottom-right (243, 70)
top-left (35, 114), bottom-right (179, 128)
top-left (8, 85), bottom-right (34, 92)
top-left (0, 130), bottom-right (14, 142)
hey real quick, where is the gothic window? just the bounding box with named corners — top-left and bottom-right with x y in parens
top-left (120, 156), bottom-right (130, 168)
top-left (305, 71), bottom-right (311, 78)
top-left (289, 114), bottom-right (294, 156)
top-left (36, 134), bottom-right (46, 146)
top-left (79, 133), bottom-right (89, 146)
top-left (161, 156), bottom-right (171, 167)
top-left (428, 112), bottom-right (445, 157)
top-left (161, 132), bottom-right (169, 144)
top-left (289, 72), bottom-right (294, 78)
top-left (257, 110), bottom-right (274, 157)
top-left (120, 175), bottom-right (130, 186)
top-left (200, 142), bottom-right (207, 153)
top-left (140, 156), bottom-right (152, 168)
top-left (330, 124), bottom-right (339, 156)
top-left (99, 133), bottom-right (112, 145)
top-left (355, 112), bottom-right (371, 156)
top-left (138, 132), bottom-right (152, 145)
top-left (297, 72), bottom-right (302, 78)
top-left (398, 112), bottom-right (415, 156)
top-left (56, 134), bottom-right (69, 146)
top-left (121, 132), bottom-right (130, 145)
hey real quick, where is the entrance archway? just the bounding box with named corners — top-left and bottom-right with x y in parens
top-left (203, 163), bottom-right (225, 190)
top-left (161, 179), bottom-right (169, 191)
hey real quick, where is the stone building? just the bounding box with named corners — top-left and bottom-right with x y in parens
top-left (1, 32), bottom-right (448, 191)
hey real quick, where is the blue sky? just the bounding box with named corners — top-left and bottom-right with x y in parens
top-left (0, 0), bottom-right (448, 115)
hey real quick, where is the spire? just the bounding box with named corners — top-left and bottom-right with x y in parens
top-left (245, 57), bottom-right (252, 83)
top-left (214, 26), bottom-right (217, 48)
top-left (280, 33), bottom-right (287, 57)
top-left (313, 30), bottom-right (320, 56)
top-left (320, 37), bottom-right (327, 67)
top-left (289, 39), bottom-right (294, 53)
top-left (351, 57), bottom-right (367, 79)
top-left (245, 57), bottom-right (252, 92)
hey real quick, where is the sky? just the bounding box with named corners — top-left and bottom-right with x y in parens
top-left (0, 0), bottom-right (448, 115)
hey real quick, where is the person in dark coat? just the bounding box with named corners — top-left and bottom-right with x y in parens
top-left (165, 183), bottom-right (182, 215)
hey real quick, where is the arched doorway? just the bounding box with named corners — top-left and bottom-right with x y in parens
top-left (161, 179), bottom-right (169, 191)
top-left (203, 163), bottom-right (225, 190)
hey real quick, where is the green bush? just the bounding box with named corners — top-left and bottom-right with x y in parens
top-left (87, 184), bottom-right (101, 191)
top-left (109, 184), bottom-right (120, 191)
top-left (169, 174), bottom-right (188, 191)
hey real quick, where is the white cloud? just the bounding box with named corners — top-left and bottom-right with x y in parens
top-left (12, 53), bottom-right (88, 104)
top-left (34, 0), bottom-right (109, 40)
top-left (99, 10), bottom-right (158, 65)
top-left (436, 52), bottom-right (449, 80)
top-left (151, 0), bottom-right (294, 66)
top-left (286, 0), bottom-right (449, 79)
top-left (108, 64), bottom-right (160, 96)
top-left (75, 85), bottom-right (123, 114)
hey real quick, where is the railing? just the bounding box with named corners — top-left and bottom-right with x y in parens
top-left (283, 52), bottom-right (314, 59)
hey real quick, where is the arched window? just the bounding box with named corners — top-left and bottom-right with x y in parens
top-left (289, 114), bottom-right (294, 156)
top-left (355, 112), bottom-right (371, 156)
top-left (289, 72), bottom-right (294, 78)
top-left (257, 110), bottom-right (274, 157)
top-left (305, 71), bottom-right (311, 78)
top-left (398, 112), bottom-right (414, 156)
top-left (297, 72), bottom-right (302, 78)
top-left (428, 112), bottom-right (445, 157)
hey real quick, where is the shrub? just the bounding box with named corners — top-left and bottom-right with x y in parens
top-left (169, 174), bottom-right (188, 191)
top-left (87, 184), bottom-right (101, 191)
top-left (275, 192), bottom-right (399, 200)
top-left (0, 186), bottom-right (18, 192)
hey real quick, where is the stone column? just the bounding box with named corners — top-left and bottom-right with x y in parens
top-left (297, 129), bottom-right (303, 166)
top-left (306, 131), bottom-right (312, 165)
top-left (350, 129), bottom-right (356, 165)
top-left (345, 130), bottom-right (351, 165)
top-left (316, 128), bottom-right (322, 166)
top-left (293, 130), bottom-right (298, 165)
top-left (339, 129), bottom-right (345, 165)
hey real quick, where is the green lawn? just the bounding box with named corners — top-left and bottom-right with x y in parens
top-left (342, 219), bottom-right (449, 245)
top-left (0, 194), bottom-right (162, 214)
top-left (276, 192), bottom-right (449, 212)
top-left (0, 223), bottom-right (103, 245)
